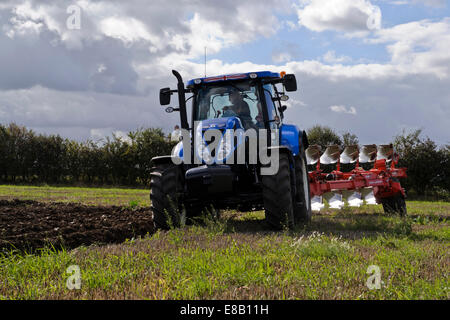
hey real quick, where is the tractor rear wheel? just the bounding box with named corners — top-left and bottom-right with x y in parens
top-left (150, 163), bottom-right (184, 229)
top-left (381, 194), bottom-right (407, 216)
top-left (294, 145), bottom-right (312, 223)
top-left (262, 153), bottom-right (295, 230)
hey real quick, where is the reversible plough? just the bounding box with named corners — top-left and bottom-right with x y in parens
top-left (305, 143), bottom-right (407, 214)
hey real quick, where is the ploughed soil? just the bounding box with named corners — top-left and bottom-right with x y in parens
top-left (0, 200), bottom-right (155, 252)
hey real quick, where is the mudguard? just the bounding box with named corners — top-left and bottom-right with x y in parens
top-left (151, 155), bottom-right (177, 166)
top-left (280, 124), bottom-right (303, 156)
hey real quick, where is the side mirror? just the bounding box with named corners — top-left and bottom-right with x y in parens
top-left (283, 74), bottom-right (297, 92)
top-left (160, 88), bottom-right (171, 105)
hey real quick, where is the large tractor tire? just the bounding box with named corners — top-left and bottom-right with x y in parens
top-left (150, 163), bottom-right (184, 229)
top-left (262, 153), bottom-right (295, 230)
top-left (294, 145), bottom-right (312, 223)
top-left (381, 194), bottom-right (407, 216)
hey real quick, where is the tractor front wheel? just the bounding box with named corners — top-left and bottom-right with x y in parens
top-left (150, 163), bottom-right (184, 229)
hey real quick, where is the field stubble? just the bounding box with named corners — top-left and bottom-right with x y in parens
top-left (0, 185), bottom-right (448, 300)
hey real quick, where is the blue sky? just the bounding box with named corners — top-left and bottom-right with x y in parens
top-left (0, 0), bottom-right (449, 145)
top-left (204, 1), bottom-right (450, 66)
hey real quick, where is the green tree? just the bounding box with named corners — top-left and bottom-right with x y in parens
top-left (0, 125), bottom-right (9, 181)
top-left (341, 131), bottom-right (359, 146)
top-left (0, 122), bottom-right (177, 186)
top-left (307, 125), bottom-right (342, 149)
top-left (393, 129), bottom-right (448, 197)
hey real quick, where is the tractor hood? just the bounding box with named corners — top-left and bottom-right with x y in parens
top-left (171, 116), bottom-right (245, 164)
top-left (197, 116), bottom-right (244, 164)
top-left (199, 117), bottom-right (243, 131)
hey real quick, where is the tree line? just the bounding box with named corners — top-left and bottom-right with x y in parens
top-left (0, 123), bottom-right (175, 186)
top-left (0, 123), bottom-right (448, 199)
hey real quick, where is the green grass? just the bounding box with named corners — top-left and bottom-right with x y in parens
top-left (0, 185), bottom-right (149, 207)
top-left (0, 185), bottom-right (449, 300)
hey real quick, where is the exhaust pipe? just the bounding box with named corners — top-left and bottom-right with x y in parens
top-left (172, 70), bottom-right (189, 130)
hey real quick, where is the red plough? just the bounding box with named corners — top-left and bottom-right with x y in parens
top-left (306, 144), bottom-right (408, 215)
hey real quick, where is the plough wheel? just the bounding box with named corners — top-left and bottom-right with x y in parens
top-left (381, 194), bottom-right (407, 216)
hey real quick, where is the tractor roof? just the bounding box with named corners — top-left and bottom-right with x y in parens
top-left (186, 71), bottom-right (281, 87)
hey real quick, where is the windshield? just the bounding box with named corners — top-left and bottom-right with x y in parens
top-left (194, 81), bottom-right (264, 130)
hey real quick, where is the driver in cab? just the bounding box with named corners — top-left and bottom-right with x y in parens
top-left (222, 91), bottom-right (254, 129)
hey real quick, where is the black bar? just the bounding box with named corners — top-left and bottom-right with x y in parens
top-left (0, 300), bottom-right (443, 319)
top-left (172, 70), bottom-right (189, 130)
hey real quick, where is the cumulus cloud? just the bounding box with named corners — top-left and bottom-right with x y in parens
top-left (322, 50), bottom-right (352, 64)
top-left (0, 0), bottom-right (288, 94)
top-left (0, 85), bottom-right (175, 141)
top-left (330, 105), bottom-right (357, 115)
top-left (296, 0), bottom-right (382, 33)
top-left (368, 18), bottom-right (450, 79)
top-left (0, 0), bottom-right (448, 146)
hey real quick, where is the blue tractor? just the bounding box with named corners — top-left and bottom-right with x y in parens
top-left (151, 70), bottom-right (311, 229)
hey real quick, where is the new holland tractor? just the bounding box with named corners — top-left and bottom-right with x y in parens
top-left (150, 70), bottom-right (407, 230)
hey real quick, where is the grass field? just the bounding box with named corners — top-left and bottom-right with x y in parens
top-left (0, 185), bottom-right (150, 207)
top-left (0, 185), bottom-right (448, 300)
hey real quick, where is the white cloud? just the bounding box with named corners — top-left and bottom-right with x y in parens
top-left (0, 0), bottom-right (448, 147)
top-left (368, 18), bottom-right (450, 78)
top-left (388, 1), bottom-right (409, 5)
top-left (0, 85), bottom-right (175, 140)
top-left (272, 52), bottom-right (293, 63)
top-left (330, 105), bottom-right (357, 115)
top-left (0, 0), bottom-right (287, 94)
top-left (322, 50), bottom-right (352, 64)
top-left (296, 0), bottom-right (382, 33)
top-left (99, 16), bottom-right (158, 45)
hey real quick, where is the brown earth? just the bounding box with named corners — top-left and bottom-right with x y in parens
top-left (0, 200), bottom-right (155, 252)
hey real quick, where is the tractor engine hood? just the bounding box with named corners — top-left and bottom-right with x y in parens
top-left (199, 117), bottom-right (243, 131)
top-left (196, 116), bottom-right (244, 164)
top-left (171, 117), bottom-right (245, 165)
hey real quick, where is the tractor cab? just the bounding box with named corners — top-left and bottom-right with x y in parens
top-left (161, 71), bottom-right (302, 167)
top-left (160, 71), bottom-right (297, 132)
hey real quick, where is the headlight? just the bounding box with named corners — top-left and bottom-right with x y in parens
top-left (171, 141), bottom-right (183, 164)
